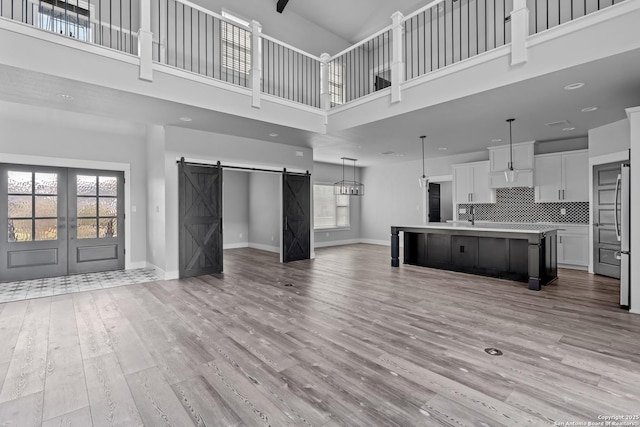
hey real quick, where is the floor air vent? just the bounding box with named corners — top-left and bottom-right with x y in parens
top-left (484, 348), bottom-right (503, 356)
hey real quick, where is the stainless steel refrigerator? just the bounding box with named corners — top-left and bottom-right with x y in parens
top-left (616, 163), bottom-right (631, 309)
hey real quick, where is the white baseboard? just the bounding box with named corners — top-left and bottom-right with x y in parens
top-left (359, 239), bottom-right (403, 247)
top-left (314, 239), bottom-right (361, 248)
top-left (224, 242), bottom-right (249, 250)
top-left (248, 243), bottom-right (280, 253)
top-left (558, 264), bottom-right (588, 271)
top-left (164, 270), bottom-right (180, 280)
top-left (146, 262), bottom-right (166, 279)
top-left (127, 261), bottom-right (147, 270)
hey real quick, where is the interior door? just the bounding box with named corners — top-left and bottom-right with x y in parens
top-left (0, 164), bottom-right (68, 282)
top-left (428, 183), bottom-right (441, 222)
top-left (178, 162), bottom-right (223, 278)
top-left (593, 162), bottom-right (621, 278)
top-left (283, 172), bottom-right (311, 263)
top-left (68, 170), bottom-right (125, 274)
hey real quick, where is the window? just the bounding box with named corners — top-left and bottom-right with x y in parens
top-left (7, 171), bottom-right (58, 242)
top-left (328, 61), bottom-right (344, 106)
top-left (313, 184), bottom-right (349, 229)
top-left (36, 0), bottom-right (92, 42)
top-left (76, 175), bottom-right (118, 239)
top-left (221, 11), bottom-right (251, 75)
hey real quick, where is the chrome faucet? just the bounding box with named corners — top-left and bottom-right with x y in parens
top-left (468, 205), bottom-right (475, 226)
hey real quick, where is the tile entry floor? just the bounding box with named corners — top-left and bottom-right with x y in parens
top-left (0, 269), bottom-right (158, 303)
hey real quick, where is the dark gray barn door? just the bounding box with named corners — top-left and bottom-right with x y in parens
top-left (67, 170), bottom-right (125, 274)
top-left (0, 164), bottom-right (68, 281)
top-left (179, 162), bottom-right (223, 278)
top-left (428, 182), bottom-right (441, 223)
top-left (593, 162), bottom-right (621, 278)
top-left (283, 172), bottom-right (310, 263)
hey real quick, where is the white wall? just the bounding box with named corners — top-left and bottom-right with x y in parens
top-left (360, 151), bottom-right (486, 243)
top-left (248, 172), bottom-right (280, 252)
top-left (588, 119), bottom-right (630, 158)
top-left (627, 108), bottom-right (640, 314)
top-left (439, 181), bottom-right (453, 222)
top-left (313, 162), bottom-right (361, 246)
top-left (223, 170), bottom-right (250, 248)
top-left (146, 125), bottom-right (167, 271)
top-left (163, 126), bottom-right (313, 278)
top-left (0, 101), bottom-right (148, 266)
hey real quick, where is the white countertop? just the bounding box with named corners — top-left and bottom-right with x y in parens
top-left (394, 222), bottom-right (560, 233)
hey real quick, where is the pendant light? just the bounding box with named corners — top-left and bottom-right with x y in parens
top-left (334, 157), bottom-right (364, 196)
top-left (418, 135), bottom-right (428, 188)
top-left (504, 118), bottom-right (518, 184)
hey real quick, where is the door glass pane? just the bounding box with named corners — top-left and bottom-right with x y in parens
top-left (77, 175), bottom-right (97, 196)
top-left (35, 219), bottom-right (57, 241)
top-left (77, 197), bottom-right (97, 217)
top-left (77, 218), bottom-right (97, 239)
top-left (8, 171), bottom-right (32, 194)
top-left (99, 176), bottom-right (118, 196)
top-left (35, 173), bottom-right (58, 195)
top-left (8, 195), bottom-right (32, 218)
top-left (35, 196), bottom-right (58, 217)
top-left (8, 219), bottom-right (32, 242)
top-left (98, 198), bottom-right (117, 216)
top-left (99, 218), bottom-right (117, 238)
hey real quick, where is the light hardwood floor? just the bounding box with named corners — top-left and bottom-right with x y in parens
top-left (0, 244), bottom-right (639, 426)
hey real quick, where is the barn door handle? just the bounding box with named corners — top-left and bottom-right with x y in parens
top-left (220, 217), bottom-right (223, 233)
top-left (285, 216), bottom-right (288, 231)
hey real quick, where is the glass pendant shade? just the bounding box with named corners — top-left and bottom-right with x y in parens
top-left (504, 165), bottom-right (518, 183)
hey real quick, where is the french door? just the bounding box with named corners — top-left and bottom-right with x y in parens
top-left (0, 164), bottom-right (125, 282)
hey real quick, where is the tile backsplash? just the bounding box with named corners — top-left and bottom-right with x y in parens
top-left (457, 187), bottom-right (588, 224)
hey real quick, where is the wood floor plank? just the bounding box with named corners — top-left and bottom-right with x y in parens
top-left (42, 297), bottom-right (90, 421)
top-left (0, 298), bottom-right (51, 404)
top-left (0, 391), bottom-right (44, 427)
top-left (0, 300), bottom-right (29, 364)
top-left (42, 406), bottom-right (93, 427)
top-left (83, 352), bottom-right (143, 427)
top-left (73, 292), bottom-right (115, 360)
top-left (125, 366), bottom-right (195, 427)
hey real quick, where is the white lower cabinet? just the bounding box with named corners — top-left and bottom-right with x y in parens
top-left (557, 225), bottom-right (589, 269)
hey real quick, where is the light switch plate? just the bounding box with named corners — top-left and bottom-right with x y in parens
top-left (459, 208), bottom-right (467, 214)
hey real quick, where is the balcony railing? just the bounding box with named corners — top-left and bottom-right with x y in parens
top-left (528, 0), bottom-right (625, 34)
top-left (0, 0), bottom-right (138, 54)
top-left (0, 0), bottom-right (628, 110)
top-left (403, 0), bottom-right (511, 81)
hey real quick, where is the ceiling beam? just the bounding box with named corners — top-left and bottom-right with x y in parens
top-left (276, 0), bottom-right (290, 13)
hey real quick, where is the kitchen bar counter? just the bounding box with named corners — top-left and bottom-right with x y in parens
top-left (391, 223), bottom-right (559, 290)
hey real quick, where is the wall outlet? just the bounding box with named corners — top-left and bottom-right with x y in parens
top-left (459, 208), bottom-right (467, 214)
top-left (239, 233), bottom-right (243, 239)
top-left (560, 208), bottom-right (567, 215)
top-left (271, 235), bottom-right (274, 241)
top-left (132, 206), bottom-right (137, 213)
top-left (326, 232), bottom-right (329, 237)
top-left (296, 151), bottom-right (304, 157)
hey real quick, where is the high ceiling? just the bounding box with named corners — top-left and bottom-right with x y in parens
top-left (285, 0), bottom-right (428, 44)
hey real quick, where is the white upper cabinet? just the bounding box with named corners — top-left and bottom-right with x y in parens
top-left (488, 141), bottom-right (535, 188)
top-left (453, 161), bottom-right (495, 204)
top-left (534, 150), bottom-right (588, 203)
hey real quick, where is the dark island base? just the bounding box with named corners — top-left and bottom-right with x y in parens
top-left (391, 228), bottom-right (558, 291)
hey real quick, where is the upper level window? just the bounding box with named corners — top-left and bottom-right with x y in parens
top-left (221, 10), bottom-right (251, 75)
top-left (329, 62), bottom-right (344, 107)
top-left (36, 0), bottom-right (92, 42)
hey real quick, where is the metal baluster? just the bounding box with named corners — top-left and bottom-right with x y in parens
top-left (190, 10), bottom-right (193, 71)
top-left (181, 4), bottom-right (185, 69)
top-left (197, 11), bottom-right (200, 74)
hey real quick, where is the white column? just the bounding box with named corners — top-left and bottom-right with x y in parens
top-left (250, 20), bottom-right (263, 109)
top-left (627, 106), bottom-right (640, 314)
top-left (510, 0), bottom-right (529, 66)
top-left (320, 53), bottom-right (331, 112)
top-left (138, 0), bottom-right (153, 81)
top-left (390, 11), bottom-right (404, 104)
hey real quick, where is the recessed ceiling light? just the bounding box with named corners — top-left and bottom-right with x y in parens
top-left (269, 133), bottom-right (279, 137)
top-left (581, 106), bottom-right (599, 112)
top-left (562, 127), bottom-right (576, 131)
top-left (395, 153), bottom-right (405, 157)
top-left (564, 82), bottom-right (585, 90)
top-left (179, 117), bottom-right (192, 122)
top-left (380, 151), bottom-right (395, 155)
top-left (57, 93), bottom-right (73, 100)
top-left (491, 138), bottom-right (502, 142)
top-left (438, 147), bottom-right (448, 151)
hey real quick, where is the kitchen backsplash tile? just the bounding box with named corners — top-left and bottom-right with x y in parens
top-left (457, 187), bottom-right (589, 223)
